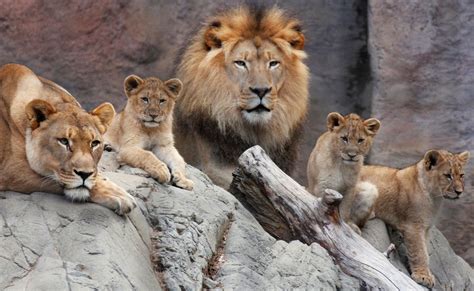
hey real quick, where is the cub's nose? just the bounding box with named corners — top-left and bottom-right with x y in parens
top-left (249, 87), bottom-right (272, 99)
top-left (347, 152), bottom-right (357, 159)
top-left (74, 170), bottom-right (93, 181)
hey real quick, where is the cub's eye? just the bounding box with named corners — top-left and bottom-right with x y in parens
top-left (444, 173), bottom-right (452, 180)
top-left (341, 136), bottom-right (348, 143)
top-left (358, 138), bottom-right (365, 144)
top-left (141, 97), bottom-right (149, 104)
top-left (91, 140), bottom-right (101, 148)
top-left (234, 60), bottom-right (246, 68)
top-left (269, 60), bottom-right (280, 68)
top-left (460, 173), bottom-right (465, 178)
top-left (58, 138), bottom-right (69, 146)
top-left (159, 99), bottom-right (166, 104)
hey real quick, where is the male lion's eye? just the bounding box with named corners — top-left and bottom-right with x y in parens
top-left (358, 138), bottom-right (365, 144)
top-left (269, 60), bottom-right (280, 68)
top-left (234, 60), bottom-right (246, 68)
top-left (341, 136), bottom-right (348, 143)
top-left (91, 140), bottom-right (101, 148)
top-left (444, 173), bottom-right (452, 180)
top-left (141, 97), bottom-right (149, 104)
top-left (58, 138), bottom-right (69, 146)
top-left (159, 99), bottom-right (166, 104)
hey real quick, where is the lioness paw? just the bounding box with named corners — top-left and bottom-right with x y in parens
top-left (175, 177), bottom-right (194, 190)
top-left (411, 270), bottom-right (435, 288)
top-left (149, 163), bottom-right (171, 184)
top-left (114, 194), bottom-right (137, 215)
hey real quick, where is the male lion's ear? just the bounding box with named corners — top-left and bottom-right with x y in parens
top-left (458, 151), bottom-right (470, 166)
top-left (327, 112), bottom-right (345, 132)
top-left (124, 75), bottom-right (144, 96)
top-left (204, 20), bottom-right (222, 50)
top-left (424, 150), bottom-right (442, 171)
top-left (25, 99), bottom-right (57, 130)
top-left (91, 102), bottom-right (115, 134)
top-left (364, 118), bottom-right (381, 136)
top-left (164, 78), bottom-right (183, 97)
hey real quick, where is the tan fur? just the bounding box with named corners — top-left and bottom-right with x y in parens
top-left (307, 112), bottom-right (381, 233)
top-left (105, 75), bottom-right (193, 190)
top-left (354, 150), bottom-right (470, 288)
top-left (0, 64), bottom-right (136, 214)
top-left (175, 6), bottom-right (309, 188)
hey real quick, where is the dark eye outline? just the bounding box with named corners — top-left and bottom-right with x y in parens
top-left (91, 140), bottom-right (101, 148)
top-left (159, 99), bottom-right (167, 104)
top-left (269, 60), bottom-right (280, 68)
top-left (141, 97), bottom-right (149, 104)
top-left (234, 60), bottom-right (247, 68)
top-left (444, 173), bottom-right (452, 180)
top-left (358, 138), bottom-right (365, 144)
top-left (460, 173), bottom-right (465, 178)
top-left (58, 138), bottom-right (69, 146)
top-left (341, 136), bottom-right (348, 143)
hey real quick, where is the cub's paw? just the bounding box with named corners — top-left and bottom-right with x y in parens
top-left (411, 270), bottom-right (435, 288)
top-left (172, 171), bottom-right (194, 190)
top-left (148, 162), bottom-right (171, 184)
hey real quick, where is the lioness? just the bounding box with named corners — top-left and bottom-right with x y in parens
top-left (0, 64), bottom-right (136, 214)
top-left (353, 150), bottom-right (470, 288)
top-left (307, 112), bottom-right (380, 232)
top-left (176, 6), bottom-right (309, 188)
top-left (104, 75), bottom-right (193, 190)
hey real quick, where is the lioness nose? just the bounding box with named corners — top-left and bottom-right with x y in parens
top-left (249, 87), bottom-right (272, 99)
top-left (74, 170), bottom-right (93, 181)
top-left (455, 190), bottom-right (463, 195)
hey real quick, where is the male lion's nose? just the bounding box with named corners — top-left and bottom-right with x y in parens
top-left (149, 114), bottom-right (158, 119)
top-left (249, 87), bottom-right (272, 99)
top-left (74, 170), bottom-right (93, 181)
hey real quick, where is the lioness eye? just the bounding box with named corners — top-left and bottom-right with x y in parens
top-left (141, 97), bottom-right (149, 104)
top-left (159, 99), bottom-right (166, 104)
top-left (444, 173), bottom-right (452, 180)
top-left (234, 60), bottom-right (246, 68)
top-left (58, 138), bottom-right (69, 146)
top-left (91, 140), bottom-right (101, 148)
top-left (341, 136), bottom-right (348, 143)
top-left (358, 138), bottom-right (365, 144)
top-left (269, 60), bottom-right (280, 68)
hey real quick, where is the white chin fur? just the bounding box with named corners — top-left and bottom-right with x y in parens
top-left (64, 187), bottom-right (90, 202)
top-left (242, 111), bottom-right (272, 124)
top-left (144, 121), bottom-right (160, 128)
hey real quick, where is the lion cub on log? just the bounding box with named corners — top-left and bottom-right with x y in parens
top-left (307, 112), bottom-right (380, 232)
top-left (105, 75), bottom-right (194, 190)
top-left (353, 150), bottom-right (470, 288)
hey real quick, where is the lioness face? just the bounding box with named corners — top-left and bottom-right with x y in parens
top-left (423, 150), bottom-right (470, 199)
top-left (124, 75), bottom-right (183, 128)
top-left (25, 100), bottom-right (115, 201)
top-left (227, 40), bottom-right (284, 124)
top-left (327, 112), bottom-right (381, 164)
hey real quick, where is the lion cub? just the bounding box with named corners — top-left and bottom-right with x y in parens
top-left (105, 75), bottom-right (194, 190)
top-left (307, 112), bottom-right (380, 232)
top-left (353, 150), bottom-right (470, 288)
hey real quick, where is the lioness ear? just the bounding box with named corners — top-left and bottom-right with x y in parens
top-left (25, 99), bottom-right (57, 130)
top-left (204, 20), bottom-right (222, 50)
top-left (424, 150), bottom-right (442, 171)
top-left (458, 151), bottom-right (470, 166)
top-left (91, 102), bottom-right (115, 134)
top-left (327, 112), bottom-right (345, 132)
top-left (364, 118), bottom-right (381, 136)
top-left (164, 78), bottom-right (183, 97)
top-left (124, 75), bottom-right (144, 96)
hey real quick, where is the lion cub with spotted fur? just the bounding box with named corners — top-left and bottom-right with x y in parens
top-left (105, 75), bottom-right (193, 190)
top-left (307, 112), bottom-right (380, 232)
top-left (352, 150), bottom-right (470, 288)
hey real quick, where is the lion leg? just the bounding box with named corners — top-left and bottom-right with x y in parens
top-left (89, 175), bottom-right (137, 215)
top-left (350, 181), bottom-right (378, 229)
top-left (401, 224), bottom-right (435, 288)
top-left (118, 146), bottom-right (171, 184)
top-left (153, 145), bottom-right (194, 190)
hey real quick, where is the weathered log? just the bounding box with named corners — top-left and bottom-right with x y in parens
top-left (229, 146), bottom-right (423, 290)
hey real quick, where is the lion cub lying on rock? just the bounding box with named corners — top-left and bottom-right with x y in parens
top-left (307, 112), bottom-right (380, 233)
top-left (105, 75), bottom-right (194, 190)
top-left (353, 150), bottom-right (470, 288)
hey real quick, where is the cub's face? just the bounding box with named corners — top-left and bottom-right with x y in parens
top-left (423, 150), bottom-right (470, 199)
top-left (25, 100), bottom-right (115, 200)
top-left (326, 112), bottom-right (381, 165)
top-left (124, 75), bottom-right (183, 128)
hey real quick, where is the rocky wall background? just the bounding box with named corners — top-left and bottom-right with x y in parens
top-left (0, 0), bottom-right (472, 265)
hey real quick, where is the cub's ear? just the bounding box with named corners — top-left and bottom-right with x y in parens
top-left (124, 75), bottom-right (144, 96)
top-left (204, 20), bottom-right (222, 50)
top-left (327, 112), bottom-right (345, 132)
top-left (91, 102), bottom-right (115, 134)
top-left (164, 78), bottom-right (183, 97)
top-left (424, 150), bottom-right (442, 171)
top-left (25, 99), bottom-right (57, 130)
top-left (458, 151), bottom-right (470, 166)
top-left (364, 118), bottom-right (381, 136)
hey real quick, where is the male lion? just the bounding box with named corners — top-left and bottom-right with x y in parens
top-left (104, 75), bottom-right (194, 190)
top-left (0, 64), bottom-right (136, 214)
top-left (353, 150), bottom-right (470, 288)
top-left (175, 6), bottom-right (309, 188)
top-left (307, 112), bottom-right (381, 233)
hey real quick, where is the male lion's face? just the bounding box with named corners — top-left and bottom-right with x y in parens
top-left (124, 75), bottom-right (183, 128)
top-left (327, 112), bottom-right (381, 165)
top-left (227, 40), bottom-right (285, 124)
top-left (25, 100), bottom-right (115, 201)
top-left (423, 150), bottom-right (470, 199)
